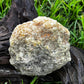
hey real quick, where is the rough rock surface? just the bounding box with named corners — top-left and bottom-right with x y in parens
top-left (9, 16), bottom-right (71, 76)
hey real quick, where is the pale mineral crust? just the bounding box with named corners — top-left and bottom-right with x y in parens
top-left (9, 16), bottom-right (71, 76)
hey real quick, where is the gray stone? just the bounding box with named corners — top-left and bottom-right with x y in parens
top-left (9, 16), bottom-right (71, 76)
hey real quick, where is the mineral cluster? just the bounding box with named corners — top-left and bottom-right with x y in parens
top-left (9, 16), bottom-right (71, 76)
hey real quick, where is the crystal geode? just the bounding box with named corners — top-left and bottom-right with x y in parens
top-left (9, 16), bottom-right (71, 76)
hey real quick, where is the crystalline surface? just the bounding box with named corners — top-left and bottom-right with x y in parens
top-left (9, 16), bottom-right (71, 76)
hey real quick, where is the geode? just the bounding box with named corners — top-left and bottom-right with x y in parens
top-left (9, 16), bottom-right (71, 76)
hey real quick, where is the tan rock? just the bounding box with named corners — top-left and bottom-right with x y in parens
top-left (9, 16), bottom-right (71, 76)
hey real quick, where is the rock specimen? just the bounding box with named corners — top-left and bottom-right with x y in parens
top-left (9, 16), bottom-right (71, 76)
